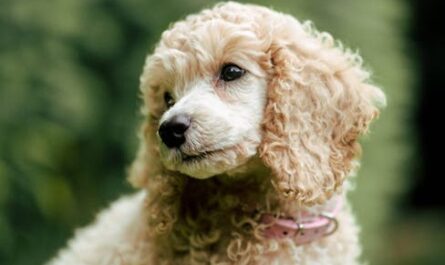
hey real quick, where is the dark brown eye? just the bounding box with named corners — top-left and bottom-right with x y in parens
top-left (220, 64), bottom-right (245, 82)
top-left (164, 92), bottom-right (175, 108)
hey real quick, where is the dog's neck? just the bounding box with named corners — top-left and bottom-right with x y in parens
top-left (179, 171), bottom-right (270, 218)
top-left (147, 157), bottom-right (343, 258)
top-left (176, 157), bottom-right (331, 225)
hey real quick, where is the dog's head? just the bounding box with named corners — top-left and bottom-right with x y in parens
top-left (130, 2), bottom-right (385, 205)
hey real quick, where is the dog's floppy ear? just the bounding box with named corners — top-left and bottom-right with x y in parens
top-left (127, 58), bottom-right (184, 234)
top-left (259, 24), bottom-right (385, 205)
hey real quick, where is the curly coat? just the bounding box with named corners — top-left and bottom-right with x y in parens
top-left (48, 2), bottom-right (385, 265)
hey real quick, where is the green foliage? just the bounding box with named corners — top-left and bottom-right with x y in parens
top-left (0, 0), bottom-right (413, 264)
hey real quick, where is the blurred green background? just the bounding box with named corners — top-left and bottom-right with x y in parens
top-left (1, 0), bottom-right (444, 264)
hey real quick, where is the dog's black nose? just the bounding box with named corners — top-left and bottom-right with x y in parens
top-left (158, 114), bottom-right (191, 148)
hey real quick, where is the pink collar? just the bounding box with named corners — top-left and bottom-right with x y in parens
top-left (259, 197), bottom-right (342, 244)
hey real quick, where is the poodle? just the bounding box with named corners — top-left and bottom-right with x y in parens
top-left (48, 2), bottom-right (385, 265)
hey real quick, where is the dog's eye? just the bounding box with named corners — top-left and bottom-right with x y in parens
top-left (164, 92), bottom-right (175, 108)
top-left (220, 64), bottom-right (245, 82)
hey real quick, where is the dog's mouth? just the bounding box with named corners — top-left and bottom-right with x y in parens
top-left (165, 143), bottom-right (253, 179)
top-left (181, 149), bottom-right (225, 163)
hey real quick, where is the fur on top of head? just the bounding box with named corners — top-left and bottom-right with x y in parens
top-left (129, 1), bottom-right (385, 213)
